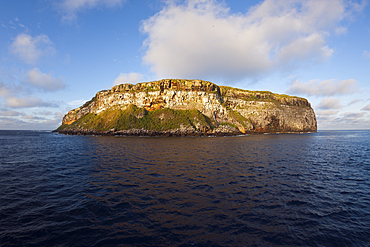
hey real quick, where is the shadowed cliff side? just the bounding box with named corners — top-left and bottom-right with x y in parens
top-left (55, 79), bottom-right (317, 136)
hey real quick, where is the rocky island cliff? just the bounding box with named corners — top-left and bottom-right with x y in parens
top-left (55, 79), bottom-right (317, 136)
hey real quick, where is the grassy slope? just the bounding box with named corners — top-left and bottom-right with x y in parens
top-left (57, 104), bottom-right (214, 132)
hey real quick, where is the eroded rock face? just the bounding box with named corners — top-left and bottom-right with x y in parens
top-left (60, 79), bottom-right (317, 134)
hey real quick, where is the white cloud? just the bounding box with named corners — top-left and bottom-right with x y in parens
top-left (0, 116), bottom-right (61, 130)
top-left (345, 0), bottom-right (368, 18)
top-left (59, 0), bottom-right (127, 21)
top-left (5, 96), bottom-right (58, 108)
top-left (316, 110), bottom-right (339, 115)
top-left (361, 104), bottom-right (370, 111)
top-left (0, 82), bottom-right (11, 97)
top-left (67, 99), bottom-right (88, 106)
top-left (141, 0), bottom-right (358, 82)
top-left (317, 113), bottom-right (370, 130)
top-left (348, 99), bottom-right (362, 105)
top-left (54, 111), bottom-right (65, 120)
top-left (9, 33), bottom-right (55, 64)
top-left (0, 117), bottom-right (28, 129)
top-left (1, 71), bottom-right (61, 110)
top-left (343, 112), bottom-right (366, 118)
top-left (286, 79), bottom-right (359, 96)
top-left (37, 111), bottom-right (53, 116)
top-left (363, 50), bottom-right (370, 59)
top-left (113, 72), bottom-right (143, 86)
top-left (0, 110), bottom-right (25, 117)
top-left (26, 68), bottom-right (66, 91)
top-left (317, 97), bottom-right (343, 109)
top-left (22, 115), bottom-right (46, 120)
top-left (276, 33), bottom-right (333, 64)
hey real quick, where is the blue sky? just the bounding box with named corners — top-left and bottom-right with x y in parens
top-left (0, 0), bottom-right (369, 130)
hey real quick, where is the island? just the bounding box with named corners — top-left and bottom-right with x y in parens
top-left (54, 79), bottom-right (317, 136)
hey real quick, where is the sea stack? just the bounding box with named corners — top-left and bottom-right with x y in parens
top-left (55, 79), bottom-right (317, 136)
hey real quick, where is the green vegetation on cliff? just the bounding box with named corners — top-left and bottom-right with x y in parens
top-left (219, 85), bottom-right (309, 107)
top-left (57, 104), bottom-right (214, 132)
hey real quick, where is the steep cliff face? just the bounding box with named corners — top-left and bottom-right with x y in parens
top-left (57, 79), bottom-right (317, 135)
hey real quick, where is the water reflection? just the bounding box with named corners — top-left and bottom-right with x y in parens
top-left (84, 135), bottom-right (323, 246)
top-left (1, 131), bottom-right (369, 246)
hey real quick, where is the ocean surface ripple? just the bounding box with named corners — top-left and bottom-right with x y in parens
top-left (0, 130), bottom-right (369, 246)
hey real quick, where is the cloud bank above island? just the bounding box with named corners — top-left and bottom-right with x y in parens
top-left (141, 0), bottom-right (364, 82)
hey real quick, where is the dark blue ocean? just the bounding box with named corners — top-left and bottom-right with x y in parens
top-left (0, 130), bottom-right (369, 247)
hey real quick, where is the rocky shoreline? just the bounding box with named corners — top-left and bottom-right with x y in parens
top-left (53, 127), bottom-right (312, 137)
top-left (53, 125), bottom-right (245, 137)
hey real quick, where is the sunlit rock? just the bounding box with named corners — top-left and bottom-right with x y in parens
top-left (56, 79), bottom-right (317, 136)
